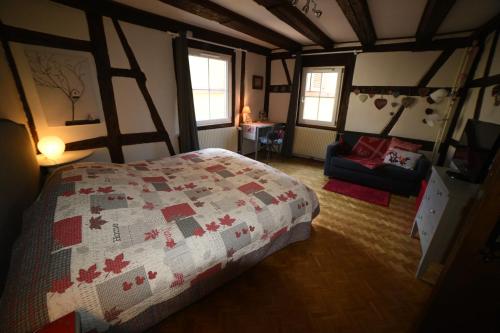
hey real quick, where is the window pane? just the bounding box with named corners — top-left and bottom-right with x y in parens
top-left (320, 72), bottom-right (338, 98)
top-left (209, 58), bottom-right (227, 90)
top-left (318, 98), bottom-right (335, 122)
top-left (303, 97), bottom-right (319, 120)
top-left (189, 56), bottom-right (208, 90)
top-left (306, 72), bottom-right (322, 92)
top-left (193, 90), bottom-right (209, 121)
top-left (209, 90), bottom-right (227, 120)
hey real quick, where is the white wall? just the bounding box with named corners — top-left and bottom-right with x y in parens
top-left (0, 0), bottom-right (267, 162)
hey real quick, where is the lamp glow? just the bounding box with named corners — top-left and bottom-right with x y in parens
top-left (37, 136), bottom-right (65, 160)
top-left (242, 106), bottom-right (253, 124)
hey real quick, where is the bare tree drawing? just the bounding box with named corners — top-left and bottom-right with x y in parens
top-left (25, 50), bottom-right (87, 122)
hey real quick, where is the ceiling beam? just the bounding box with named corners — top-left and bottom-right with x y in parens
top-left (50, 0), bottom-right (271, 55)
top-left (416, 0), bottom-right (456, 43)
top-left (159, 0), bottom-right (301, 51)
top-left (254, 0), bottom-right (334, 49)
top-left (335, 0), bottom-right (376, 46)
top-left (471, 12), bottom-right (500, 41)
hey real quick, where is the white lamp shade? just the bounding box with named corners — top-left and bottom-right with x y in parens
top-left (429, 89), bottom-right (448, 104)
top-left (242, 106), bottom-right (251, 114)
top-left (37, 136), bottom-right (66, 160)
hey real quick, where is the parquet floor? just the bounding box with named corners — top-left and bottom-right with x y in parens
top-left (149, 156), bottom-right (432, 333)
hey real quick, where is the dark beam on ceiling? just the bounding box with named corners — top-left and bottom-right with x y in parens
top-left (335, 0), bottom-right (376, 46)
top-left (416, 0), bottom-right (456, 43)
top-left (159, 0), bottom-right (301, 51)
top-left (254, 0), bottom-right (334, 49)
top-left (51, 0), bottom-right (271, 55)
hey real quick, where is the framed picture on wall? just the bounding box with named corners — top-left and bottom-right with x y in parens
top-left (252, 75), bottom-right (263, 90)
top-left (15, 44), bottom-right (104, 127)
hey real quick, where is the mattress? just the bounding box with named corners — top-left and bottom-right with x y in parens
top-left (0, 148), bottom-right (319, 332)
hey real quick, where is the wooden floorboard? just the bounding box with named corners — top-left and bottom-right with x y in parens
top-left (148, 156), bottom-right (431, 333)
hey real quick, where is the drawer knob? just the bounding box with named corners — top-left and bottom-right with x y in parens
top-left (429, 209), bottom-right (436, 214)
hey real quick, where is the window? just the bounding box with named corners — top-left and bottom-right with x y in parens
top-left (188, 49), bottom-right (232, 127)
top-left (298, 66), bottom-right (344, 128)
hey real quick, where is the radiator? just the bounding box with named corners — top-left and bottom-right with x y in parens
top-left (292, 126), bottom-right (337, 160)
top-left (198, 127), bottom-right (238, 152)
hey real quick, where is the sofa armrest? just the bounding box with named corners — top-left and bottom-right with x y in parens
top-left (324, 142), bottom-right (350, 176)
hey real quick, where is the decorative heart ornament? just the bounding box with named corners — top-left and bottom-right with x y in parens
top-left (492, 84), bottom-right (500, 97)
top-left (392, 91), bottom-right (400, 98)
top-left (374, 98), bottom-right (388, 110)
top-left (369, 93), bottom-right (375, 98)
top-left (402, 97), bottom-right (416, 108)
top-left (353, 88), bottom-right (361, 95)
top-left (358, 94), bottom-right (368, 103)
top-left (391, 102), bottom-right (399, 108)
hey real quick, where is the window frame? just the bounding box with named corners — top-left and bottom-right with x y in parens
top-left (187, 41), bottom-right (235, 130)
top-left (297, 66), bottom-right (345, 129)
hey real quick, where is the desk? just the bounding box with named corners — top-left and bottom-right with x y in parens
top-left (239, 122), bottom-right (275, 160)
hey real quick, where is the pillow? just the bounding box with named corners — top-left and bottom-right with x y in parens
top-left (388, 137), bottom-right (422, 153)
top-left (383, 148), bottom-right (422, 170)
top-left (352, 136), bottom-right (390, 159)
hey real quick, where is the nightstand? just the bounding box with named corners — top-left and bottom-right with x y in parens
top-left (36, 312), bottom-right (81, 333)
top-left (37, 149), bottom-right (94, 174)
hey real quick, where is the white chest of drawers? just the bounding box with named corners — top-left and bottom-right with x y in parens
top-left (411, 166), bottom-right (479, 279)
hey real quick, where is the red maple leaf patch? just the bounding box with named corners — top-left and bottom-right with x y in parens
top-left (62, 191), bottom-right (75, 197)
top-left (205, 221), bottom-right (220, 232)
top-left (89, 216), bottom-right (108, 230)
top-left (135, 276), bottom-right (145, 285)
top-left (184, 182), bottom-right (196, 189)
top-left (104, 306), bottom-right (123, 322)
top-left (170, 273), bottom-right (184, 288)
top-left (49, 276), bottom-right (73, 294)
top-left (286, 190), bottom-right (297, 199)
top-left (278, 194), bottom-right (288, 202)
top-left (98, 186), bottom-right (114, 193)
top-left (76, 264), bottom-right (101, 284)
top-left (218, 214), bottom-right (235, 227)
top-left (142, 202), bottom-right (155, 210)
top-left (103, 253), bottom-right (130, 275)
top-left (79, 188), bottom-right (94, 194)
top-left (148, 271), bottom-right (157, 280)
top-left (144, 229), bottom-right (160, 241)
top-left (122, 281), bottom-right (132, 291)
top-left (166, 239), bottom-right (176, 249)
top-left (90, 205), bottom-right (103, 214)
top-left (193, 227), bottom-right (205, 237)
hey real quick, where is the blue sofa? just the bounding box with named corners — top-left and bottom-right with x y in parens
top-left (324, 132), bottom-right (431, 196)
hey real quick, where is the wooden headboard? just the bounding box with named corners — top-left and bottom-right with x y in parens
top-left (0, 119), bottom-right (41, 294)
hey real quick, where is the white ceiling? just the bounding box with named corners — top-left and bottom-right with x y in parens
top-left (438, 0), bottom-right (500, 34)
top-left (114, 0), bottom-right (500, 50)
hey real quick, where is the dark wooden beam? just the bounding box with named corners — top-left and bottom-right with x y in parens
top-left (0, 23), bottom-right (93, 52)
top-left (112, 19), bottom-right (176, 156)
top-left (66, 136), bottom-right (108, 151)
top-left (335, 0), bottom-right (376, 46)
top-left (159, 0), bottom-right (300, 51)
top-left (469, 74), bottom-right (500, 88)
top-left (352, 86), bottom-right (452, 97)
top-left (474, 30), bottom-right (499, 120)
top-left (86, 12), bottom-right (124, 163)
top-left (270, 36), bottom-right (472, 59)
top-left (0, 36), bottom-right (39, 145)
top-left (281, 58), bottom-right (292, 85)
top-left (263, 55), bottom-right (271, 118)
top-left (254, 0), bottom-right (334, 49)
top-left (471, 12), bottom-right (500, 41)
top-left (239, 51), bottom-right (246, 114)
top-left (51, 0), bottom-right (271, 55)
top-left (416, 0), bottom-right (456, 43)
top-left (419, 48), bottom-right (454, 86)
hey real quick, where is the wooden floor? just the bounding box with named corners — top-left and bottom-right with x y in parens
top-left (149, 156), bottom-right (432, 333)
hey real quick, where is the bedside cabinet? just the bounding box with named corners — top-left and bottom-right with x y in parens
top-left (410, 166), bottom-right (479, 279)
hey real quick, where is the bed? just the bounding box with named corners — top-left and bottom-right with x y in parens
top-left (0, 119), bottom-right (320, 333)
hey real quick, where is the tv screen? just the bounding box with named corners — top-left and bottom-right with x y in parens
top-left (451, 119), bottom-right (500, 183)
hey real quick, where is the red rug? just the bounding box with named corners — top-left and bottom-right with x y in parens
top-left (323, 179), bottom-right (391, 207)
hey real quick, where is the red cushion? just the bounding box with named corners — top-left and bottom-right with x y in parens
top-left (344, 154), bottom-right (384, 169)
top-left (352, 136), bottom-right (390, 159)
top-left (388, 137), bottom-right (422, 153)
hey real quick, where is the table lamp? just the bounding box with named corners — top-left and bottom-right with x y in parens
top-left (242, 106), bottom-right (253, 124)
top-left (37, 136), bottom-right (66, 161)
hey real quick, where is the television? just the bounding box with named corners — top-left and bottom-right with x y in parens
top-left (449, 119), bottom-right (500, 183)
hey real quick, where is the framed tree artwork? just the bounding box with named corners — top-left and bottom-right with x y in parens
top-left (12, 44), bottom-right (105, 128)
top-left (252, 75), bottom-right (263, 90)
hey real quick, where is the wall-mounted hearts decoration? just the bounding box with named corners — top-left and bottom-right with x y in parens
top-left (425, 108), bottom-right (434, 115)
top-left (358, 94), bottom-right (368, 103)
top-left (390, 112), bottom-right (395, 116)
top-left (392, 91), bottom-right (400, 98)
top-left (374, 98), bottom-right (388, 110)
top-left (418, 88), bottom-right (430, 97)
top-left (402, 97), bottom-right (416, 108)
top-left (491, 84), bottom-right (500, 97)
top-left (369, 93), bottom-right (375, 98)
top-left (391, 102), bottom-right (399, 108)
top-left (426, 96), bottom-right (435, 104)
top-left (353, 88), bottom-right (361, 95)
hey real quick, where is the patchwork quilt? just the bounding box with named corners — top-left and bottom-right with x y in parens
top-left (0, 148), bottom-right (319, 333)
